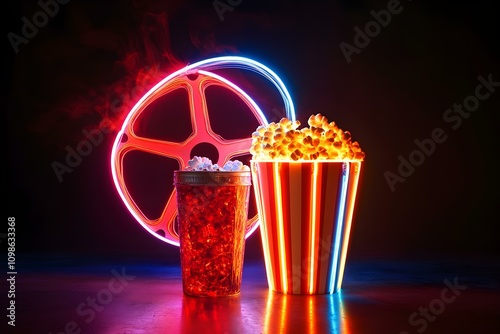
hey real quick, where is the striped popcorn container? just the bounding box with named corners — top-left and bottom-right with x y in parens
top-left (251, 160), bottom-right (362, 294)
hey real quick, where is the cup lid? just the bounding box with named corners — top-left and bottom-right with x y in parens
top-left (174, 170), bottom-right (252, 186)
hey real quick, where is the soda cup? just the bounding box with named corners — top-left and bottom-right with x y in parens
top-left (174, 171), bottom-right (252, 297)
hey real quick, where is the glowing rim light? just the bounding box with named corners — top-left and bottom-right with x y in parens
top-left (252, 162), bottom-right (275, 291)
top-left (335, 162), bottom-right (361, 292)
top-left (274, 162), bottom-right (288, 293)
top-left (308, 162), bottom-right (319, 294)
top-left (328, 163), bottom-right (349, 294)
top-left (329, 291), bottom-right (350, 332)
top-left (111, 56), bottom-right (296, 246)
top-left (183, 56), bottom-right (296, 122)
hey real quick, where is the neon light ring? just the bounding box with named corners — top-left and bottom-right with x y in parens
top-left (111, 56), bottom-right (296, 246)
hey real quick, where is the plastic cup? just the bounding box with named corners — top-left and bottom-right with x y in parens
top-left (250, 160), bottom-right (362, 294)
top-left (174, 171), bottom-right (252, 297)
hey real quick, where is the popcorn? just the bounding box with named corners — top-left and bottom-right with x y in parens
top-left (250, 113), bottom-right (365, 161)
top-left (185, 156), bottom-right (250, 171)
top-left (221, 159), bottom-right (246, 171)
top-left (187, 156), bottom-right (214, 171)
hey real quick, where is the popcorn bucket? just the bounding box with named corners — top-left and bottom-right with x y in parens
top-left (174, 171), bottom-right (252, 297)
top-left (251, 160), bottom-right (362, 294)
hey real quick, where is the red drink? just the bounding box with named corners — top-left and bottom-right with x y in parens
top-left (174, 171), bottom-right (251, 297)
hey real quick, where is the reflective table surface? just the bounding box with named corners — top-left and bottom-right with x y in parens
top-left (7, 253), bottom-right (499, 334)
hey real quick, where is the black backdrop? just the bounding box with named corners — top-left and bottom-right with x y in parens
top-left (4, 0), bottom-right (500, 264)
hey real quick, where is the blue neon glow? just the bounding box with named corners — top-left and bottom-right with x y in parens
top-left (329, 290), bottom-right (346, 332)
top-left (183, 56), bottom-right (296, 122)
top-left (328, 163), bottom-right (350, 294)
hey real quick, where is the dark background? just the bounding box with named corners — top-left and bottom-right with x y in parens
top-left (4, 0), bottom-right (500, 265)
